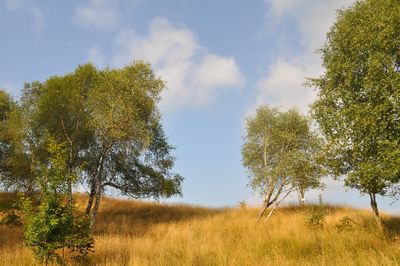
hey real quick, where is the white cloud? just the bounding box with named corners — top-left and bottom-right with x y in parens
top-left (113, 18), bottom-right (243, 111)
top-left (74, 0), bottom-right (120, 31)
top-left (254, 59), bottom-right (315, 113)
top-left (296, 0), bottom-right (355, 53)
top-left (266, 0), bottom-right (300, 17)
top-left (87, 46), bottom-right (106, 67)
top-left (193, 55), bottom-right (243, 89)
top-left (253, 0), bottom-right (355, 114)
top-left (4, 0), bottom-right (45, 32)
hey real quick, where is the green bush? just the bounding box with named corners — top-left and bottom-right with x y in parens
top-left (238, 201), bottom-right (247, 210)
top-left (336, 216), bottom-right (358, 232)
top-left (305, 195), bottom-right (327, 229)
top-left (22, 140), bottom-right (94, 265)
top-left (0, 208), bottom-right (22, 227)
top-left (23, 194), bottom-right (94, 265)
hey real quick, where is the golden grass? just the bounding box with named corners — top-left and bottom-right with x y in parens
top-left (1, 193), bottom-right (400, 265)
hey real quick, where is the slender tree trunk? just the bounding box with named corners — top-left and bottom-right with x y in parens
top-left (61, 118), bottom-right (74, 206)
top-left (258, 202), bottom-right (271, 220)
top-left (67, 181), bottom-right (72, 200)
top-left (265, 202), bottom-right (279, 222)
top-left (300, 189), bottom-right (306, 206)
top-left (89, 182), bottom-right (102, 229)
top-left (369, 192), bottom-right (384, 232)
top-left (27, 181), bottom-right (34, 194)
top-left (86, 151), bottom-right (106, 227)
top-left (85, 180), bottom-right (96, 215)
top-left (66, 175), bottom-right (73, 207)
top-left (298, 189), bottom-right (305, 206)
top-left (263, 189), bottom-right (293, 222)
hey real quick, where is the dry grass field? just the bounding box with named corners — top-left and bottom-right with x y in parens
top-left (1, 193), bottom-right (400, 265)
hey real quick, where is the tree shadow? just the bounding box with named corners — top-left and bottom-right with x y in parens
top-left (0, 193), bottom-right (225, 240)
top-left (0, 192), bottom-right (18, 212)
top-left (383, 216), bottom-right (400, 238)
top-left (0, 226), bottom-right (24, 248)
top-left (92, 197), bottom-right (224, 237)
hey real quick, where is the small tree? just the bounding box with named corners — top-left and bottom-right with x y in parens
top-left (22, 141), bottom-right (93, 265)
top-left (242, 106), bottom-right (324, 221)
top-left (310, 0), bottom-right (400, 231)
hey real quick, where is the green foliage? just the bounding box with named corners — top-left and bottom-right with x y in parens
top-left (242, 105), bottom-right (325, 213)
top-left (0, 208), bottom-right (22, 227)
top-left (23, 196), bottom-right (94, 264)
top-left (0, 89), bottom-right (35, 192)
top-left (22, 141), bottom-right (93, 265)
top-left (305, 196), bottom-right (327, 229)
top-left (0, 62), bottom-right (182, 226)
top-left (310, 0), bottom-right (400, 197)
top-left (336, 216), bottom-right (358, 232)
top-left (238, 200), bottom-right (247, 210)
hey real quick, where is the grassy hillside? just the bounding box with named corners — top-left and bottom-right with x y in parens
top-left (1, 193), bottom-right (400, 265)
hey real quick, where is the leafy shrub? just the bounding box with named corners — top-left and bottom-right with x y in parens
top-left (23, 194), bottom-right (94, 265)
top-left (0, 209), bottom-right (22, 227)
top-left (305, 195), bottom-right (327, 229)
top-left (22, 141), bottom-right (94, 265)
top-left (336, 216), bottom-right (358, 232)
top-left (238, 201), bottom-right (247, 210)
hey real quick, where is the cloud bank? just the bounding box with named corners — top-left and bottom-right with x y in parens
top-left (74, 0), bottom-right (120, 31)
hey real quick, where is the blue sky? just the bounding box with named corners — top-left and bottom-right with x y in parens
top-left (1, 0), bottom-right (398, 214)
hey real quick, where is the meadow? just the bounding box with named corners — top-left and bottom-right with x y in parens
top-left (1, 193), bottom-right (400, 266)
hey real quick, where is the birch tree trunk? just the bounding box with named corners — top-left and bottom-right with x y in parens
top-left (369, 192), bottom-right (384, 232)
top-left (89, 183), bottom-right (102, 229)
top-left (258, 202), bottom-right (271, 220)
top-left (85, 181), bottom-right (96, 215)
top-left (298, 188), bottom-right (305, 206)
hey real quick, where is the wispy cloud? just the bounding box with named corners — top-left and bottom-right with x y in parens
top-left (266, 0), bottom-right (300, 17)
top-left (113, 18), bottom-right (244, 112)
top-left (74, 0), bottom-right (120, 31)
top-left (5, 0), bottom-right (26, 10)
top-left (4, 0), bottom-right (45, 32)
top-left (87, 46), bottom-right (106, 67)
top-left (74, 0), bottom-right (138, 31)
top-left (252, 0), bottom-right (355, 114)
top-left (254, 58), bottom-right (316, 113)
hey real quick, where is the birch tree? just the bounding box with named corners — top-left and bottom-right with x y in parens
top-left (0, 62), bottom-right (183, 227)
top-left (309, 0), bottom-right (400, 231)
top-left (242, 106), bottom-right (324, 221)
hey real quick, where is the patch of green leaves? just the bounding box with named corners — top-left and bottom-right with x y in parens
top-left (336, 216), bottom-right (358, 232)
top-left (22, 141), bottom-right (94, 265)
top-left (0, 208), bottom-right (22, 227)
top-left (305, 195), bottom-right (327, 229)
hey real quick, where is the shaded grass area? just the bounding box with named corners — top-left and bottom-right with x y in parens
top-left (0, 192), bottom-right (17, 212)
top-left (1, 192), bottom-right (400, 265)
top-left (384, 216), bottom-right (400, 238)
top-left (87, 195), bottom-right (224, 237)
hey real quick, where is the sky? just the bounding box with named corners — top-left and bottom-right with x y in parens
top-left (0, 0), bottom-right (398, 214)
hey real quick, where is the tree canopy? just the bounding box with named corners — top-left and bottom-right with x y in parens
top-left (310, 0), bottom-right (400, 230)
top-left (0, 62), bottom-right (183, 226)
top-left (242, 106), bottom-right (324, 220)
